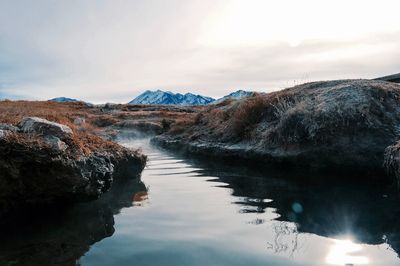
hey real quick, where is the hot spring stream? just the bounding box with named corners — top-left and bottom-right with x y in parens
top-left (1, 136), bottom-right (400, 266)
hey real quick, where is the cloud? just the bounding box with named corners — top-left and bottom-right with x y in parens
top-left (0, 0), bottom-right (399, 103)
top-left (172, 32), bottom-right (400, 97)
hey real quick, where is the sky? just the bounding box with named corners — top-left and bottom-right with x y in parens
top-left (0, 0), bottom-right (399, 103)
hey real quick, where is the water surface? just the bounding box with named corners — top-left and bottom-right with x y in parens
top-left (1, 137), bottom-right (400, 266)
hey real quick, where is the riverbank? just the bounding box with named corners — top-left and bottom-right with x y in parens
top-left (0, 101), bottom-right (147, 218)
top-left (2, 78), bottom-right (400, 216)
top-left (153, 79), bottom-right (400, 184)
top-left (3, 137), bottom-right (399, 266)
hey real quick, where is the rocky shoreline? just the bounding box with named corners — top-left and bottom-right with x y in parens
top-left (2, 78), bottom-right (400, 217)
top-left (0, 117), bottom-right (146, 218)
top-left (153, 79), bottom-right (400, 185)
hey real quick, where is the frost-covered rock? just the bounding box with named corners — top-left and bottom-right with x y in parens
top-left (43, 135), bottom-right (69, 152)
top-left (0, 123), bottom-right (18, 132)
top-left (0, 130), bottom-right (8, 139)
top-left (19, 117), bottom-right (73, 139)
top-left (73, 117), bottom-right (86, 126)
top-left (0, 124), bottom-right (17, 139)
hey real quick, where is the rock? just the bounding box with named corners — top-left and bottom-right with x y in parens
top-left (0, 130), bottom-right (8, 139)
top-left (384, 141), bottom-right (400, 187)
top-left (0, 118), bottom-right (147, 217)
top-left (0, 141), bottom-right (109, 217)
top-left (18, 117), bottom-right (73, 139)
top-left (153, 79), bottom-right (400, 178)
top-left (73, 117), bottom-right (86, 126)
top-left (0, 124), bottom-right (16, 139)
top-left (43, 135), bottom-right (68, 152)
top-left (0, 123), bottom-right (18, 132)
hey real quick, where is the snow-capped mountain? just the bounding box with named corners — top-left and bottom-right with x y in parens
top-left (50, 97), bottom-right (79, 103)
top-left (182, 93), bottom-right (215, 105)
top-left (129, 89), bottom-right (254, 105)
top-left (214, 90), bottom-right (255, 104)
top-left (129, 90), bottom-right (215, 105)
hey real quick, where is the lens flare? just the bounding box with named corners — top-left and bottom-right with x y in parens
top-left (326, 239), bottom-right (369, 265)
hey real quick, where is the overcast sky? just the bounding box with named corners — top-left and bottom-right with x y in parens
top-left (0, 0), bottom-right (399, 103)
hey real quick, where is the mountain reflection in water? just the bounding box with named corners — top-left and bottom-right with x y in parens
top-left (1, 137), bottom-right (399, 266)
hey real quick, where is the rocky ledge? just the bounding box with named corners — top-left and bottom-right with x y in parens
top-left (0, 117), bottom-right (146, 217)
top-left (153, 79), bottom-right (400, 182)
top-left (384, 141), bottom-right (400, 188)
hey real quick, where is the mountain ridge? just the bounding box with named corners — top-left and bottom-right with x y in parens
top-left (129, 89), bottom-right (254, 105)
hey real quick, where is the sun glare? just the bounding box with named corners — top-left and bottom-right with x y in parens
top-left (199, 0), bottom-right (400, 47)
top-left (326, 239), bottom-right (369, 265)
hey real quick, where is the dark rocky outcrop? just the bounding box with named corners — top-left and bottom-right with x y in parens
top-left (375, 73), bottom-right (400, 83)
top-left (0, 118), bottom-right (146, 218)
top-left (384, 141), bottom-right (400, 188)
top-left (153, 79), bottom-right (400, 180)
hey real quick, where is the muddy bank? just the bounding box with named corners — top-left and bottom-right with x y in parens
top-left (153, 79), bottom-right (400, 181)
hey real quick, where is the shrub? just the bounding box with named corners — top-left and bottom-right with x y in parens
top-left (224, 95), bottom-right (267, 140)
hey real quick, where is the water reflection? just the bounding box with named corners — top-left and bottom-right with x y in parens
top-left (326, 239), bottom-right (369, 265)
top-left (1, 137), bottom-right (399, 266)
top-left (0, 170), bottom-right (146, 265)
top-left (152, 140), bottom-right (400, 264)
top-left (183, 153), bottom-right (400, 258)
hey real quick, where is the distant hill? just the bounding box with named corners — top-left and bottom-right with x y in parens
top-left (128, 90), bottom-right (215, 105)
top-left (374, 73), bottom-right (400, 83)
top-left (213, 90), bottom-right (255, 104)
top-left (50, 97), bottom-right (79, 103)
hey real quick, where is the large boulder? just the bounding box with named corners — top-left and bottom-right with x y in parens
top-left (0, 118), bottom-right (146, 217)
top-left (19, 117), bottom-right (73, 139)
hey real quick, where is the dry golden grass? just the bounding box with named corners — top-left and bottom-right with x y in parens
top-left (163, 80), bottom-right (400, 149)
top-left (0, 100), bottom-right (89, 125)
top-left (0, 100), bottom-right (199, 156)
top-left (183, 95), bottom-right (268, 141)
top-left (0, 100), bottom-right (124, 156)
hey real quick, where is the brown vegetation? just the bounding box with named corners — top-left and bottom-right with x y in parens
top-left (0, 100), bottom-right (151, 216)
top-left (154, 79), bottom-right (400, 176)
top-left (0, 100), bottom-right (131, 156)
top-left (0, 100), bottom-right (199, 156)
